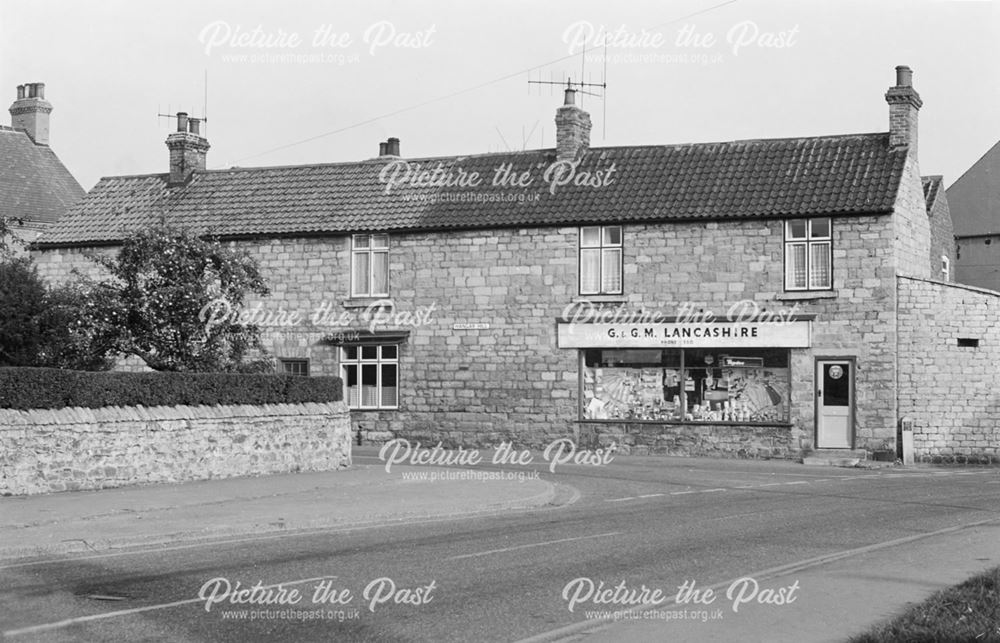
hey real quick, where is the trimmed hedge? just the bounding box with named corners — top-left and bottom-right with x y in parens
top-left (0, 368), bottom-right (342, 410)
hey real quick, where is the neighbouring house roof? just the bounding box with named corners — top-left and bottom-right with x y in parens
top-left (0, 127), bottom-right (85, 225)
top-left (922, 175), bottom-right (943, 214)
top-left (946, 139), bottom-right (1000, 238)
top-left (35, 132), bottom-right (908, 247)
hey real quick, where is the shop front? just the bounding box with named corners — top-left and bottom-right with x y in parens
top-left (557, 318), bottom-right (831, 456)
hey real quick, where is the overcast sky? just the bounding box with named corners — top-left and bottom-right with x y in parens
top-left (3, 0), bottom-right (998, 191)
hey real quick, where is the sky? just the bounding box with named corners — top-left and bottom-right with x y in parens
top-left (2, 0), bottom-right (999, 191)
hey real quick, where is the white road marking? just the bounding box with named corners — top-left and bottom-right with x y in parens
top-left (606, 497), bottom-right (636, 502)
top-left (637, 493), bottom-right (665, 498)
top-left (3, 575), bottom-right (334, 638)
top-left (445, 531), bottom-right (621, 561)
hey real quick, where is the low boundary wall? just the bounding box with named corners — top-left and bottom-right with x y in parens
top-left (0, 402), bottom-right (351, 495)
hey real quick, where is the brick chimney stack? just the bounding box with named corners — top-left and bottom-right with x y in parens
top-left (885, 65), bottom-right (922, 157)
top-left (166, 111), bottom-right (210, 184)
top-left (555, 86), bottom-right (591, 162)
top-left (9, 82), bottom-right (53, 145)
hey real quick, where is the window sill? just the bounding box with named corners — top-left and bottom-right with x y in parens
top-left (343, 297), bottom-right (393, 309)
top-left (573, 295), bottom-right (627, 304)
top-left (775, 291), bottom-right (837, 302)
top-left (577, 419), bottom-right (793, 428)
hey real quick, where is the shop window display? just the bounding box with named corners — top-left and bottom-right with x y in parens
top-left (582, 348), bottom-right (789, 423)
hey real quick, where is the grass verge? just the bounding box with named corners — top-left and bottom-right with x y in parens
top-left (850, 565), bottom-right (1000, 642)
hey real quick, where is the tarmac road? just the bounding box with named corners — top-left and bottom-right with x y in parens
top-left (1, 453), bottom-right (999, 642)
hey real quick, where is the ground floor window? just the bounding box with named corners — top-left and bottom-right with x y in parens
top-left (279, 358), bottom-right (310, 376)
top-left (342, 345), bottom-right (398, 409)
top-left (582, 348), bottom-right (789, 423)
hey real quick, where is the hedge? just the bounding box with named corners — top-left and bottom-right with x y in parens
top-left (0, 368), bottom-right (343, 410)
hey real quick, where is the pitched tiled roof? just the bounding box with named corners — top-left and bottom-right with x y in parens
top-left (0, 127), bottom-right (85, 224)
top-left (36, 132), bottom-right (907, 247)
top-left (922, 175), bottom-right (943, 214)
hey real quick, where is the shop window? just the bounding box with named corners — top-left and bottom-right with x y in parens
top-left (579, 225), bottom-right (623, 295)
top-left (582, 348), bottom-right (789, 423)
top-left (342, 344), bottom-right (398, 409)
top-left (280, 359), bottom-right (310, 376)
top-left (351, 234), bottom-right (389, 297)
top-left (784, 218), bottom-right (832, 291)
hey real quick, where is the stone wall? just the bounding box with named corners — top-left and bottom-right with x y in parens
top-left (32, 213), bottom-right (905, 456)
top-left (893, 155), bottom-right (932, 280)
top-left (897, 276), bottom-right (1000, 462)
top-left (579, 422), bottom-right (794, 458)
top-left (927, 186), bottom-right (955, 282)
top-left (0, 402), bottom-right (351, 495)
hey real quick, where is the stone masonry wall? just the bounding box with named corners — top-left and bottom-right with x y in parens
top-left (893, 155), bottom-right (932, 280)
top-left (928, 189), bottom-right (955, 282)
top-left (32, 213), bottom-right (902, 456)
top-left (897, 276), bottom-right (1000, 462)
top-left (0, 402), bottom-right (351, 495)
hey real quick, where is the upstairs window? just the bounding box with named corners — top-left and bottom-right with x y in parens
top-left (352, 234), bottom-right (389, 297)
top-left (580, 225), bottom-right (623, 295)
top-left (784, 218), bottom-right (832, 291)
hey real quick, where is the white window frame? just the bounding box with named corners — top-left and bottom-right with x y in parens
top-left (784, 218), bottom-right (832, 291)
top-left (941, 255), bottom-right (950, 279)
top-left (579, 225), bottom-right (623, 295)
top-left (342, 345), bottom-right (399, 410)
top-left (351, 234), bottom-right (390, 298)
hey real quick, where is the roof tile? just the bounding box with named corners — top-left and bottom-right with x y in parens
top-left (36, 133), bottom-right (906, 246)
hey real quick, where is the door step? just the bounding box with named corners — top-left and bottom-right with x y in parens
top-left (803, 449), bottom-right (868, 467)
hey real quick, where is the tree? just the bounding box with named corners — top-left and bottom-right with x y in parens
top-left (0, 216), bottom-right (25, 258)
top-left (0, 257), bottom-right (47, 366)
top-left (0, 257), bottom-right (118, 370)
top-left (88, 224), bottom-right (272, 372)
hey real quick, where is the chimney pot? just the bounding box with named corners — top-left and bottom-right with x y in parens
top-left (166, 111), bottom-right (209, 184)
top-left (563, 87), bottom-right (576, 106)
top-left (555, 92), bottom-right (591, 162)
top-left (387, 137), bottom-right (400, 156)
top-left (379, 141), bottom-right (388, 156)
top-left (9, 81), bottom-right (52, 145)
top-left (885, 65), bottom-right (922, 158)
top-left (895, 66), bottom-right (913, 88)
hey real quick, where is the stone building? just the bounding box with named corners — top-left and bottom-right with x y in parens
top-left (1, 83), bottom-right (84, 250)
top-left (32, 66), bottom-right (1000, 462)
top-left (948, 140), bottom-right (1000, 290)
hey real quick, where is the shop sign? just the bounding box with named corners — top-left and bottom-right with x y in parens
top-left (557, 321), bottom-right (810, 348)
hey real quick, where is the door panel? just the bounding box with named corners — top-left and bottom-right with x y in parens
top-left (816, 361), bottom-right (852, 449)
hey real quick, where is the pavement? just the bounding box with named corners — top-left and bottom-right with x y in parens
top-left (2, 453), bottom-right (998, 643)
top-left (0, 460), bottom-right (557, 562)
